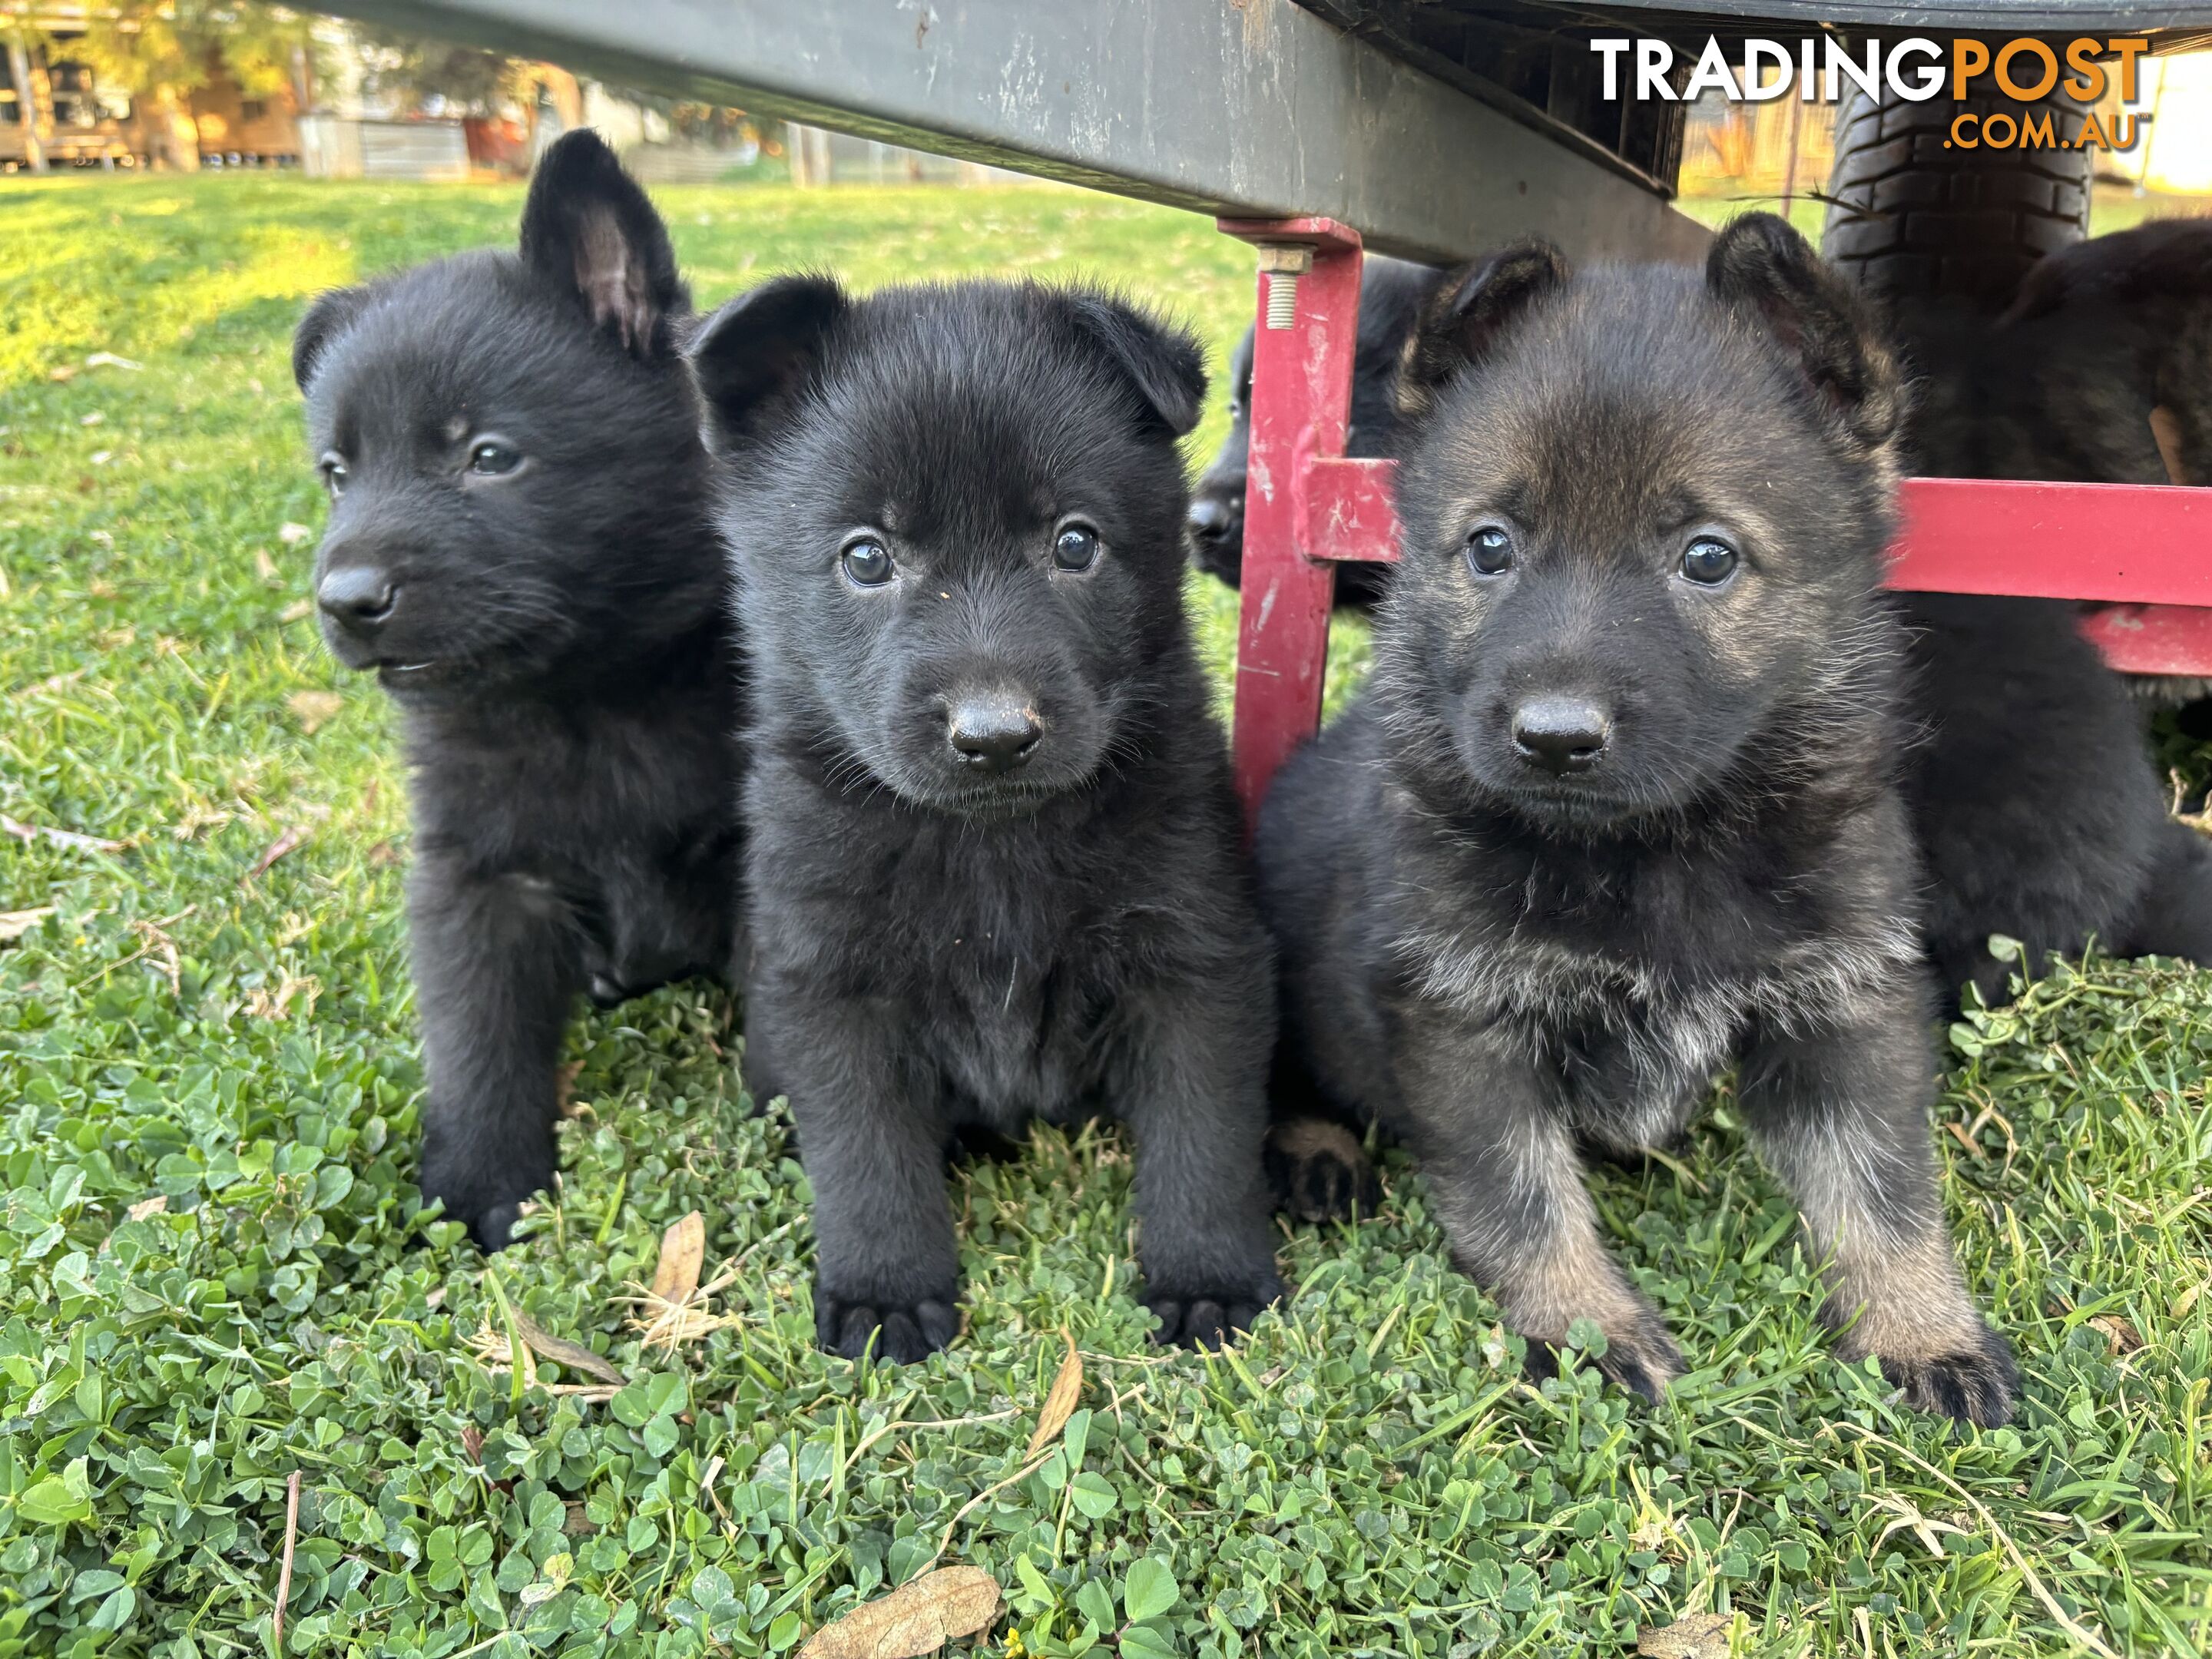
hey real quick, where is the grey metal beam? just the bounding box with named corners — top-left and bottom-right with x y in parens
top-left (304, 0), bottom-right (1711, 267)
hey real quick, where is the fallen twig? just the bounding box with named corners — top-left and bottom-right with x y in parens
top-left (2, 813), bottom-right (125, 854)
top-left (243, 824), bottom-right (310, 883)
top-left (273, 1469), bottom-right (301, 1652)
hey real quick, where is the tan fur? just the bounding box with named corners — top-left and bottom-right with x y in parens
top-left (1267, 1116), bottom-right (1363, 1166)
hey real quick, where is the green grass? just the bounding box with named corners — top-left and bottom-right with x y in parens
top-left (2, 172), bottom-right (2210, 1659)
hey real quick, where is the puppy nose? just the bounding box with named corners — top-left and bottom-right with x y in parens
top-left (1511, 696), bottom-right (1610, 775)
top-left (947, 694), bottom-right (1042, 775)
top-left (1187, 495), bottom-right (1237, 546)
top-left (317, 565), bottom-right (396, 631)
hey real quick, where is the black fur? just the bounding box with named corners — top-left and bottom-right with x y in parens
top-left (1257, 215), bottom-right (2015, 1426)
top-left (691, 276), bottom-right (1283, 1362)
top-left (293, 131), bottom-right (740, 1250)
top-left (1877, 219), bottom-right (2212, 1002)
top-left (1186, 256), bottom-right (1444, 609)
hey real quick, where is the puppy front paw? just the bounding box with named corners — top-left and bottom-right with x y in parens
top-left (816, 1286), bottom-right (960, 1363)
top-left (419, 1144), bottom-right (550, 1254)
top-left (1144, 1272), bottom-right (1285, 1350)
top-left (1523, 1306), bottom-right (1686, 1404)
top-left (1870, 1324), bottom-right (2018, 1428)
top-left (1265, 1117), bottom-right (1381, 1224)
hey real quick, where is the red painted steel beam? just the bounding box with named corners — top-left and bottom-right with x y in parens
top-left (1887, 478), bottom-right (2212, 605)
top-left (1217, 218), bottom-right (1364, 826)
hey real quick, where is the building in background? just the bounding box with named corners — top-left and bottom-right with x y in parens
top-left (782, 121), bottom-right (1018, 187)
top-left (1, 13), bottom-right (762, 181)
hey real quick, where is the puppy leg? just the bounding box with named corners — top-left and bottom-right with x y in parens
top-left (2117, 823), bottom-right (2212, 966)
top-left (1740, 1007), bottom-right (2016, 1427)
top-left (1401, 1012), bottom-right (1684, 1401)
top-left (410, 860), bottom-right (582, 1252)
top-left (756, 985), bottom-right (959, 1363)
top-left (1265, 1038), bottom-right (1381, 1224)
top-left (1111, 988), bottom-right (1286, 1349)
top-left (1265, 1114), bottom-right (1383, 1224)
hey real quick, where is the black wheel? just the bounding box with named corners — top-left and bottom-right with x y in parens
top-left (1821, 82), bottom-right (2092, 310)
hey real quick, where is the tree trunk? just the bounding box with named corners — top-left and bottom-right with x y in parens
top-left (144, 87), bottom-right (200, 171)
top-left (6, 36), bottom-right (44, 172)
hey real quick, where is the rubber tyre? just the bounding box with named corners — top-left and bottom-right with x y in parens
top-left (1820, 84), bottom-right (2092, 310)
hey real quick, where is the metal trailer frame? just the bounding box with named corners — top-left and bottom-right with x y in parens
top-left (310, 0), bottom-right (2212, 816)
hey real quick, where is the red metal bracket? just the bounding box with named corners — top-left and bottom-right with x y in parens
top-left (1218, 220), bottom-right (2212, 820)
top-left (1215, 217), bottom-right (1365, 825)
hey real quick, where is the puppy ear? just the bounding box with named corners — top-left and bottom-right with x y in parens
top-left (1396, 242), bottom-right (1569, 420)
top-left (1062, 293), bottom-right (1207, 438)
top-left (687, 274), bottom-right (847, 439)
top-left (1707, 212), bottom-right (1902, 452)
top-left (519, 128), bottom-right (687, 358)
top-left (292, 285), bottom-right (372, 392)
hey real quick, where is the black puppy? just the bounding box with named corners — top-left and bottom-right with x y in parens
top-left (1186, 256), bottom-right (1443, 608)
top-left (1876, 220), bottom-right (2212, 1002)
top-left (1901, 594), bottom-right (2212, 1006)
top-left (1257, 215), bottom-right (2015, 1426)
top-left (690, 276), bottom-right (1283, 1362)
top-left (293, 131), bottom-right (740, 1250)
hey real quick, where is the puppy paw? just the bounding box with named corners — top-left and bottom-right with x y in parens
top-left (1264, 1117), bottom-right (1381, 1224)
top-left (1524, 1311), bottom-right (1686, 1404)
top-left (419, 1152), bottom-right (548, 1254)
top-left (1144, 1273), bottom-right (1286, 1350)
top-left (1873, 1325), bottom-right (2018, 1428)
top-left (816, 1289), bottom-right (960, 1363)
top-left (472, 1201), bottom-right (528, 1253)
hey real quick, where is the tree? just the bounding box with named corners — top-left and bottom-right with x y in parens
top-left (352, 28), bottom-right (538, 119)
top-left (70, 0), bottom-right (324, 168)
top-left (2, 4), bottom-right (55, 169)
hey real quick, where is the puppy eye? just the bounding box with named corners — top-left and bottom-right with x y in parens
top-left (319, 452), bottom-right (348, 496)
top-left (1681, 537), bottom-right (1738, 586)
top-left (468, 440), bottom-right (522, 476)
top-left (1465, 525), bottom-right (1512, 577)
top-left (842, 538), bottom-right (895, 587)
top-left (1053, 523), bottom-right (1101, 573)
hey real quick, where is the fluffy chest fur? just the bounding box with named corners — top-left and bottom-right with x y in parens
top-left (747, 745), bottom-right (1250, 1125)
top-left (1383, 777), bottom-right (1922, 1145)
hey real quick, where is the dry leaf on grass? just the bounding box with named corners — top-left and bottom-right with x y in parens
top-left (243, 824), bottom-right (310, 882)
top-left (289, 690), bottom-right (344, 733)
top-left (15, 667), bottom-right (88, 699)
top-left (650, 1211), bottom-right (704, 1306)
top-left (1025, 1330), bottom-right (1083, 1457)
top-left (278, 598), bottom-right (314, 624)
top-left (0, 907), bottom-right (55, 943)
top-left (279, 522), bottom-right (313, 545)
top-left (624, 1210), bottom-right (740, 1349)
top-left (131, 916), bottom-right (186, 997)
top-left (467, 1311), bottom-right (627, 1393)
top-left (101, 1194), bottom-right (170, 1255)
top-left (2088, 1314), bottom-right (2144, 1356)
top-left (2, 813), bottom-right (125, 855)
top-left (796, 1566), bottom-right (1001, 1658)
top-left (243, 971), bottom-right (320, 1022)
top-left (1637, 1611), bottom-right (1734, 1657)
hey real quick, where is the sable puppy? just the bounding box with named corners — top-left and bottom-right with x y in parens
top-left (690, 277), bottom-right (1284, 1362)
top-left (1257, 215), bottom-right (2015, 1426)
top-left (293, 131), bottom-right (740, 1250)
top-left (1186, 256), bottom-right (1445, 608)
